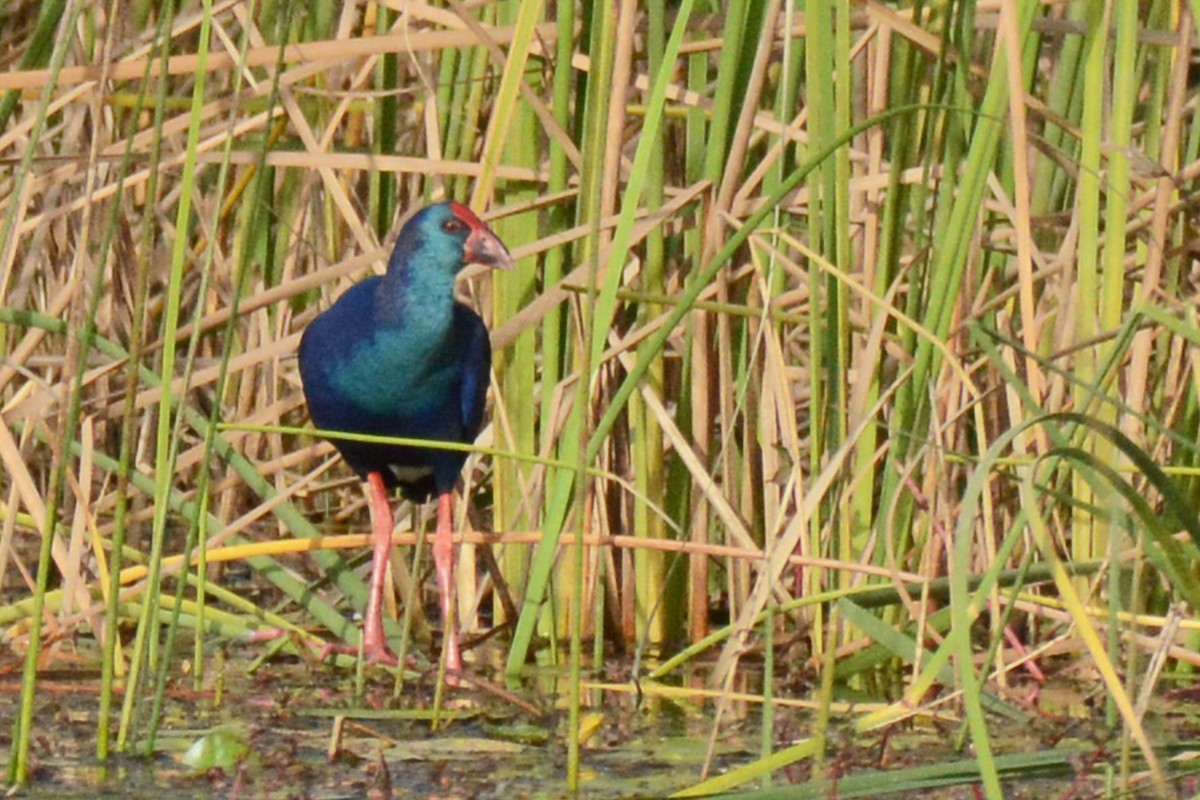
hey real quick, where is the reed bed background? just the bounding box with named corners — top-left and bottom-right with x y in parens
top-left (2, 0), bottom-right (1200, 796)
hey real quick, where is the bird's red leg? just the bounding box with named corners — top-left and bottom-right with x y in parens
top-left (433, 490), bottom-right (462, 677)
top-left (362, 471), bottom-right (396, 663)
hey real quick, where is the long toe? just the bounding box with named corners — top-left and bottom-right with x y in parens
top-left (363, 641), bottom-right (399, 666)
top-left (315, 639), bottom-right (399, 666)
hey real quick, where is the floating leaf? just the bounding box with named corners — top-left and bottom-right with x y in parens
top-left (181, 726), bottom-right (252, 773)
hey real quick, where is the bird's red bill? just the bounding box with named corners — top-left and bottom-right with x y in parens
top-left (455, 203), bottom-right (514, 270)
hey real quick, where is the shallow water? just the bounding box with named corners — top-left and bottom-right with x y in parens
top-left (6, 642), bottom-right (1200, 798)
top-left (0, 643), bottom-right (752, 799)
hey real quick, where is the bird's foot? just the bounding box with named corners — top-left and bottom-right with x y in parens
top-left (314, 639), bottom-right (400, 666)
top-left (243, 627), bottom-right (340, 658)
top-left (440, 662), bottom-right (463, 688)
top-left (243, 626), bottom-right (463, 684)
top-left (316, 638), bottom-right (465, 688)
top-left (239, 629), bottom-right (400, 669)
top-left (439, 636), bottom-right (463, 687)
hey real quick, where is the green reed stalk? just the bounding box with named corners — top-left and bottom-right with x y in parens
top-left (1030, 3), bottom-right (1087, 217)
top-left (681, 47), bottom-right (706, 644)
top-left (526, 0), bottom-right (574, 636)
top-left (831, 1), bottom-right (852, 574)
top-left (490, 0), bottom-right (542, 643)
top-left (1069, 0), bottom-right (1108, 590)
top-left (6, 0), bottom-right (89, 785)
top-left (864, 8), bottom-right (927, 692)
top-left (454, 31), bottom-right (490, 198)
top-left (146, 0), bottom-right (256, 750)
top-left (588, 0), bottom-right (692, 648)
top-left (695, 0), bottom-right (748, 638)
top-left (117, 2), bottom-right (212, 753)
top-left (803, 0), bottom-right (842, 765)
top-left (374, 3), bottom-right (398, 233)
top-left (802, 0), bottom-right (834, 673)
top-left (0, 0), bottom-right (66, 142)
top-left (74, 0), bottom-right (164, 761)
top-left (630, 0), bottom-right (669, 646)
top-left (97, 1), bottom-right (174, 761)
top-left (564, 0), bottom-right (616, 785)
top-left (444, 46), bottom-right (476, 200)
top-left (1100, 0), bottom-right (1138, 732)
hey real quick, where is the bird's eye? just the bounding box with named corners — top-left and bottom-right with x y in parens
top-left (442, 219), bottom-right (465, 234)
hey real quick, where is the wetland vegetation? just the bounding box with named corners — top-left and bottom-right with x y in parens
top-left (3, 0), bottom-right (1200, 797)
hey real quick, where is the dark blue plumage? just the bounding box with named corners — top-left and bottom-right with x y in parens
top-left (299, 266), bottom-right (490, 501)
top-left (298, 201), bottom-right (512, 671)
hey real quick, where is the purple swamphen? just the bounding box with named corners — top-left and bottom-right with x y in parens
top-left (298, 201), bottom-right (512, 674)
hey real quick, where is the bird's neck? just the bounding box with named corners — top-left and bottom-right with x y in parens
top-left (376, 262), bottom-right (457, 344)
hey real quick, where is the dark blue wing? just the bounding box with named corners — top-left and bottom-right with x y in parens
top-left (454, 303), bottom-right (491, 442)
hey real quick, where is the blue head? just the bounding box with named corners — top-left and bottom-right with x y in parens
top-left (387, 201), bottom-right (513, 281)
